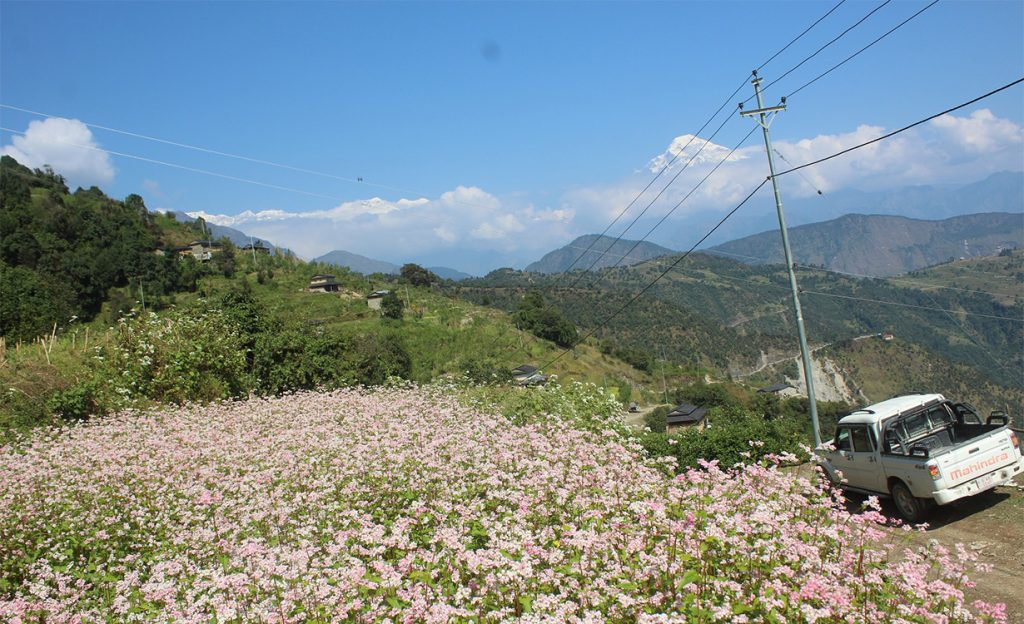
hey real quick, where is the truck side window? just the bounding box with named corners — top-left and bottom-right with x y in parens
top-left (851, 425), bottom-right (874, 453)
top-left (835, 428), bottom-right (852, 452)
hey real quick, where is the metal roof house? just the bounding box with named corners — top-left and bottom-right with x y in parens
top-left (366, 290), bottom-right (391, 310)
top-left (309, 274), bottom-right (341, 293)
top-left (666, 402), bottom-right (708, 432)
top-left (757, 383), bottom-right (795, 394)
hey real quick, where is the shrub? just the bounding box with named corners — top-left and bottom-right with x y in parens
top-left (380, 291), bottom-right (404, 320)
top-left (100, 309), bottom-right (248, 406)
top-left (46, 383), bottom-right (99, 422)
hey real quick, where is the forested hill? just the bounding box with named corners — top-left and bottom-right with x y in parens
top-left (1, 156), bottom-right (224, 342)
top-left (708, 212), bottom-right (1023, 277)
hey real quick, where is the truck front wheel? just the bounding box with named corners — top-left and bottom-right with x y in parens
top-left (891, 480), bottom-right (928, 523)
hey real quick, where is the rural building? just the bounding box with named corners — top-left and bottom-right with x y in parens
top-left (309, 274), bottom-right (341, 293)
top-left (241, 241), bottom-right (271, 255)
top-left (666, 402), bottom-right (708, 433)
top-left (881, 332), bottom-right (894, 341)
top-left (366, 290), bottom-right (391, 309)
top-left (757, 379), bottom-right (794, 393)
top-left (170, 240), bottom-right (223, 261)
top-left (511, 364), bottom-right (547, 386)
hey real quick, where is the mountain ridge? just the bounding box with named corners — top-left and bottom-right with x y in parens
top-left (707, 211), bottom-right (1022, 277)
top-left (525, 234), bottom-right (676, 274)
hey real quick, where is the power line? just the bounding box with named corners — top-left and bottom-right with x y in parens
top-left (801, 290), bottom-right (1022, 322)
top-left (583, 125), bottom-right (759, 290)
top-left (775, 76), bottom-right (1024, 177)
top-left (552, 76), bottom-right (749, 284)
top-left (553, 0), bottom-right (854, 285)
top-left (756, 0), bottom-right (848, 72)
top-left (0, 105), bottom-right (504, 213)
top-left (785, 0), bottom-right (941, 99)
top-left (1, 103), bottom-right (423, 200)
top-left (0, 126), bottom-right (348, 202)
top-left (570, 115), bottom-right (751, 290)
top-left (744, 0), bottom-right (895, 105)
top-left (539, 179), bottom-right (770, 370)
top-left (705, 248), bottom-right (1020, 299)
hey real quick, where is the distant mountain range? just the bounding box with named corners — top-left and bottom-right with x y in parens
top-left (313, 249), bottom-right (473, 281)
top-left (707, 212), bottom-right (1023, 277)
top-left (525, 234), bottom-right (676, 274)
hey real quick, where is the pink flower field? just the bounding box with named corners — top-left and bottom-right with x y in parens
top-left (0, 386), bottom-right (1007, 623)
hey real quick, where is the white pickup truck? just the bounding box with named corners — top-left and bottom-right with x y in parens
top-left (818, 393), bottom-right (1024, 521)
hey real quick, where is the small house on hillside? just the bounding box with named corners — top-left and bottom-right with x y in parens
top-left (366, 290), bottom-right (391, 309)
top-left (666, 402), bottom-right (708, 433)
top-left (241, 241), bottom-right (271, 255)
top-left (170, 240), bottom-right (223, 261)
top-left (189, 239), bottom-right (223, 262)
top-left (881, 332), bottom-right (894, 342)
top-left (757, 383), bottom-right (795, 395)
top-left (511, 364), bottom-right (547, 386)
top-left (309, 274), bottom-right (341, 293)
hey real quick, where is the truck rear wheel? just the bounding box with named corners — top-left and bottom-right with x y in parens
top-left (891, 480), bottom-right (927, 523)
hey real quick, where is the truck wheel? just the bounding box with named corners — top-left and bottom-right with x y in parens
top-left (891, 481), bottom-right (927, 523)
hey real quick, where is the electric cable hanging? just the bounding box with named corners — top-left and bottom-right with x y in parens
top-left (539, 179), bottom-right (770, 370)
top-left (534, 76), bottom-right (1024, 370)
top-left (775, 76), bottom-right (1024, 177)
top-left (566, 113), bottom-right (746, 290)
top-left (583, 125), bottom-right (759, 290)
top-left (743, 0), bottom-right (895, 105)
top-left (552, 0), bottom-right (859, 285)
top-left (0, 127), bottom-right (348, 202)
top-left (785, 0), bottom-right (941, 98)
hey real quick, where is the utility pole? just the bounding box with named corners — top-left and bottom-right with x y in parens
top-left (249, 235), bottom-right (258, 265)
top-left (137, 277), bottom-right (146, 313)
top-left (740, 71), bottom-right (822, 448)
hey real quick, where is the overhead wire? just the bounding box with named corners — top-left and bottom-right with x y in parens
top-left (551, 77), bottom-right (749, 285)
top-left (552, 0), bottom-right (858, 286)
top-left (567, 113), bottom-right (749, 289)
top-left (534, 76), bottom-right (1024, 369)
top-left (756, 0), bottom-right (848, 72)
top-left (0, 127), bottom-right (348, 202)
top-left (0, 103), bottom-right (439, 201)
top-left (775, 76), bottom-right (1024, 177)
top-left (538, 180), bottom-right (770, 370)
top-left (583, 125), bottom-right (760, 290)
top-left (743, 0), bottom-right (895, 104)
top-left (785, 0), bottom-right (941, 99)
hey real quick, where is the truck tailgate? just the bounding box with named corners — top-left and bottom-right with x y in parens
top-left (935, 428), bottom-right (1018, 488)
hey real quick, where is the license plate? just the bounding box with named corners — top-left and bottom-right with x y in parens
top-left (976, 473), bottom-right (996, 491)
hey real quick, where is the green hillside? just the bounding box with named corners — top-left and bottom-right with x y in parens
top-left (461, 250), bottom-right (1023, 391)
top-left (0, 156), bottom-right (654, 436)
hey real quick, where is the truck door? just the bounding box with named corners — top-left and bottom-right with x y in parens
top-left (834, 425), bottom-right (884, 492)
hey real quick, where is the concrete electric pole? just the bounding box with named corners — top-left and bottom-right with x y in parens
top-left (739, 71), bottom-right (822, 448)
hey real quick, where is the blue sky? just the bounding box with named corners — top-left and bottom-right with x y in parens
top-left (2, 1), bottom-right (1022, 272)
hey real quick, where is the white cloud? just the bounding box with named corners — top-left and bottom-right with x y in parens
top-left (190, 185), bottom-right (574, 268)
top-left (930, 108), bottom-right (1024, 154)
top-left (562, 109), bottom-right (1024, 230)
top-left (1, 118), bottom-right (115, 187)
top-left (180, 109), bottom-right (1022, 272)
